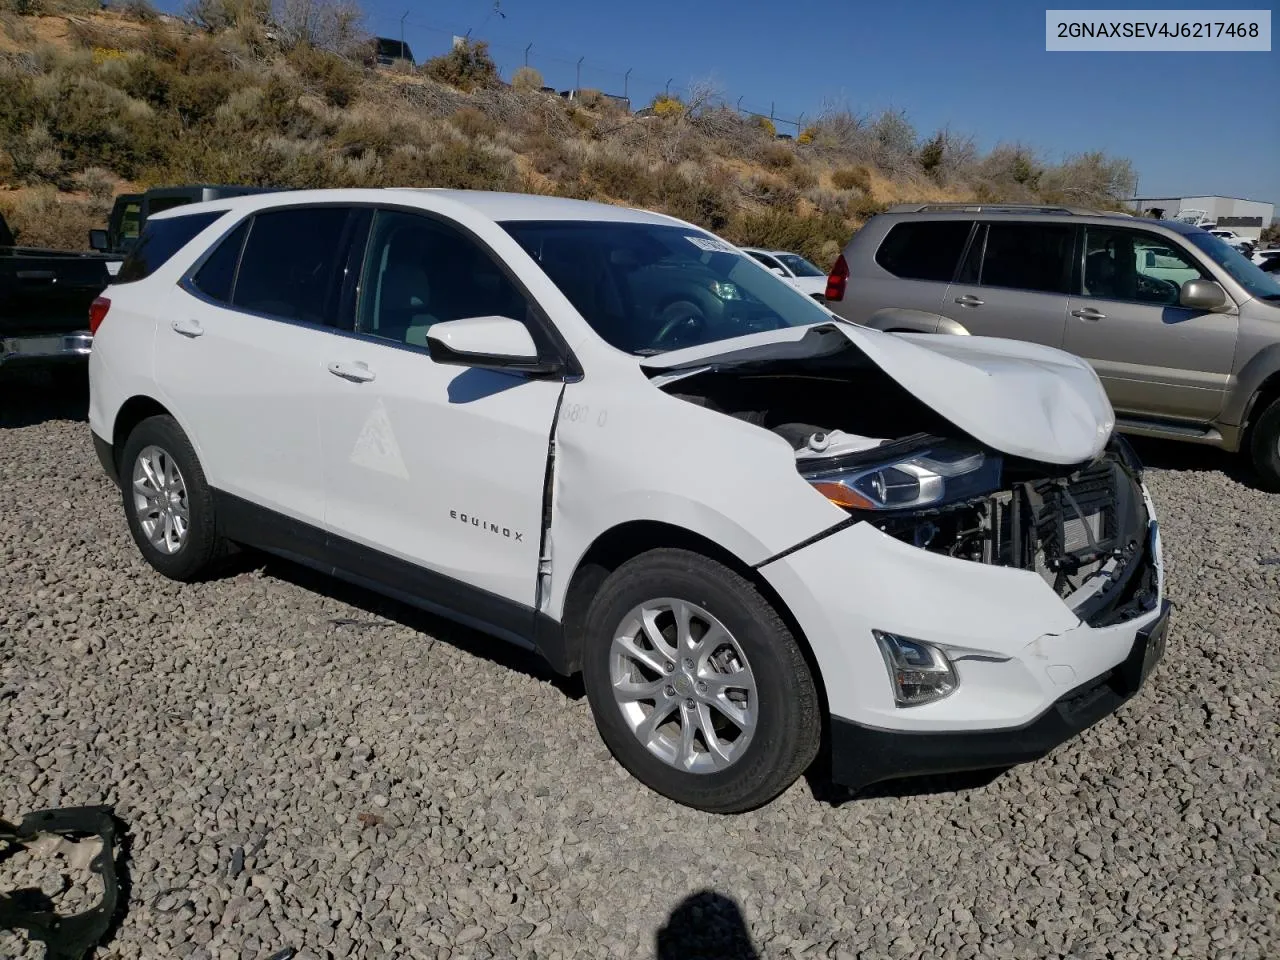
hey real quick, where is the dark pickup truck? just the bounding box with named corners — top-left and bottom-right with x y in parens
top-left (0, 213), bottom-right (121, 371)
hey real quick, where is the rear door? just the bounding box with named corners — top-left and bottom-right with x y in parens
top-left (1063, 224), bottom-right (1237, 421)
top-left (156, 205), bottom-right (365, 529)
top-left (842, 219), bottom-right (972, 326)
top-left (942, 220), bottom-right (1073, 347)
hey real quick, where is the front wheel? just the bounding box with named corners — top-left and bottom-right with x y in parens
top-left (582, 548), bottom-right (820, 813)
top-left (1248, 396), bottom-right (1280, 491)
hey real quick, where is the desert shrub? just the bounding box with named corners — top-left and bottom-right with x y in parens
top-left (917, 131), bottom-right (944, 177)
top-left (796, 126), bottom-right (815, 146)
top-left (0, 187), bottom-right (104, 249)
top-left (378, 138), bottom-right (516, 190)
top-left (751, 115), bottom-right (776, 138)
top-left (758, 141), bottom-right (793, 170)
top-left (574, 88), bottom-right (604, 109)
top-left (847, 193), bottom-right (887, 220)
top-left (120, 0), bottom-right (157, 21)
top-left (186, 0), bottom-right (270, 32)
top-left (421, 39), bottom-right (498, 92)
top-left (743, 172), bottom-right (798, 210)
top-left (584, 151), bottom-right (654, 204)
top-left (565, 106), bottom-right (595, 134)
top-left (1039, 151), bottom-right (1136, 207)
top-left (511, 65), bottom-right (542, 93)
top-left (786, 164), bottom-right (818, 190)
top-left (830, 165), bottom-right (870, 192)
top-left (288, 43), bottom-right (360, 107)
top-left (451, 105), bottom-right (495, 139)
top-left (74, 165), bottom-right (118, 201)
top-left (8, 123), bottom-right (65, 183)
top-left (654, 169), bottom-right (733, 232)
top-left (804, 186), bottom-right (846, 216)
top-left (272, 0), bottom-right (365, 54)
top-left (724, 208), bottom-right (848, 264)
top-left (41, 74), bottom-right (158, 178)
top-left (649, 94), bottom-right (683, 117)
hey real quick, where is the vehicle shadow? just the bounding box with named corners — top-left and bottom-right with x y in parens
top-left (1124, 435), bottom-right (1259, 485)
top-left (0, 368), bottom-right (90, 427)
top-left (241, 552), bottom-right (586, 701)
top-left (656, 890), bottom-right (761, 960)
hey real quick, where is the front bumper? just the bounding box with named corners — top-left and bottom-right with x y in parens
top-left (0, 330), bottom-right (93, 365)
top-left (830, 600), bottom-right (1170, 791)
top-left (757, 478), bottom-right (1167, 790)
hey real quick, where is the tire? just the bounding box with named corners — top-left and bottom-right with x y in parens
top-left (582, 548), bottom-right (820, 813)
top-left (119, 414), bottom-right (227, 581)
top-left (1248, 396), bottom-right (1280, 492)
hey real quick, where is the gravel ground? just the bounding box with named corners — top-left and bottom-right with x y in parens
top-left (2, 371), bottom-right (1277, 960)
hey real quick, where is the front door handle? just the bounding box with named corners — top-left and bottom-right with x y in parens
top-left (171, 318), bottom-right (204, 338)
top-left (1071, 307), bottom-right (1106, 321)
top-left (954, 294), bottom-right (984, 307)
top-left (327, 360), bottom-right (376, 383)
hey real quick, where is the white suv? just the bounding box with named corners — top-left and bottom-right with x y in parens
top-left (88, 189), bottom-right (1170, 812)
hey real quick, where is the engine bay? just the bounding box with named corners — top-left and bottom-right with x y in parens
top-left (664, 362), bottom-right (1157, 625)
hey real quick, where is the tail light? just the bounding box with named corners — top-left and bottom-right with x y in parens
top-left (825, 254), bottom-right (849, 302)
top-left (89, 296), bottom-right (110, 335)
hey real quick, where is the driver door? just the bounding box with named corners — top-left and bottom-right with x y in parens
top-left (1063, 225), bottom-right (1238, 422)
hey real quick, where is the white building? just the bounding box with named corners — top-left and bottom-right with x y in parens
top-left (1131, 195), bottom-right (1275, 241)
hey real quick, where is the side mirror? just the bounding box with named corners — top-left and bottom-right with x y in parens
top-left (769, 266), bottom-right (787, 277)
top-left (88, 229), bottom-right (109, 252)
top-left (1179, 278), bottom-right (1229, 311)
top-left (426, 315), bottom-right (560, 376)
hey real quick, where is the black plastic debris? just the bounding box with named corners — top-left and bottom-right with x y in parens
top-left (0, 806), bottom-right (121, 960)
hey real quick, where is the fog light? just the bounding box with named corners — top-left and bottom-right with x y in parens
top-left (874, 631), bottom-right (958, 706)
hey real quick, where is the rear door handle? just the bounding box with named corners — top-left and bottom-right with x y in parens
top-left (1071, 307), bottom-right (1106, 321)
top-left (954, 294), bottom-right (984, 307)
top-left (327, 360), bottom-right (376, 383)
top-left (171, 318), bottom-right (204, 338)
top-left (16, 270), bottom-right (57, 282)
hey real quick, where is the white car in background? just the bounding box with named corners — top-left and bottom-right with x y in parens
top-left (741, 247), bottom-right (830, 299)
top-left (87, 189), bottom-right (1169, 813)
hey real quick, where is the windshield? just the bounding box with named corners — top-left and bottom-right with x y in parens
top-left (776, 253), bottom-right (826, 277)
top-left (1185, 230), bottom-right (1280, 301)
top-left (502, 221), bottom-right (833, 354)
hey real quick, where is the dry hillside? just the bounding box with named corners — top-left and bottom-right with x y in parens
top-left (0, 1), bottom-right (1139, 265)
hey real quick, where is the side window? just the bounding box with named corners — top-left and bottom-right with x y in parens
top-left (357, 209), bottom-right (533, 349)
top-left (188, 221), bottom-right (248, 304)
top-left (115, 211), bottom-right (224, 284)
top-left (978, 222), bottom-right (1073, 294)
top-left (875, 221), bottom-right (972, 282)
top-left (748, 251), bottom-right (782, 271)
top-left (232, 207), bottom-right (352, 325)
top-left (1082, 227), bottom-right (1205, 305)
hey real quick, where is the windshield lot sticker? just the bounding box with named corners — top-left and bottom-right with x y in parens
top-left (685, 236), bottom-right (739, 255)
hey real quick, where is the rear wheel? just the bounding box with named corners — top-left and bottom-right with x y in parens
top-left (1248, 396), bottom-right (1280, 491)
top-left (119, 414), bottom-right (227, 581)
top-left (582, 548), bottom-right (820, 813)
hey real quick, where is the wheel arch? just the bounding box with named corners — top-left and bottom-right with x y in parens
top-left (111, 395), bottom-right (175, 473)
top-left (554, 519), bottom-right (831, 731)
top-left (1241, 370), bottom-right (1280, 443)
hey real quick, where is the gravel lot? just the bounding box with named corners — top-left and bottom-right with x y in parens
top-left (2, 370), bottom-right (1277, 960)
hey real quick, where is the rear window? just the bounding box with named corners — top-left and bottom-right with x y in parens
top-left (115, 211), bottom-right (223, 284)
top-left (875, 221), bottom-right (972, 282)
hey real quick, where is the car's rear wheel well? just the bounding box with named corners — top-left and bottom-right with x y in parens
top-left (558, 520), bottom-right (831, 730)
top-left (111, 396), bottom-right (172, 473)
top-left (1243, 373), bottom-right (1280, 440)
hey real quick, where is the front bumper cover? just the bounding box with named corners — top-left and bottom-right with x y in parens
top-left (830, 599), bottom-right (1171, 791)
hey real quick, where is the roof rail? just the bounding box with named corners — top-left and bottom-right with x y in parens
top-left (885, 202), bottom-right (1110, 216)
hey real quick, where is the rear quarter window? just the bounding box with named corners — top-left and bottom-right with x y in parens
top-left (874, 221), bottom-right (973, 282)
top-left (115, 211), bottom-right (224, 284)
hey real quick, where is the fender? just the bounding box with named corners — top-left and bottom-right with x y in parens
top-left (1223, 341), bottom-right (1280, 428)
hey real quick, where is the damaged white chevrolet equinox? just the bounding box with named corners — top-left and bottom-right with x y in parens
top-left (88, 189), bottom-right (1171, 812)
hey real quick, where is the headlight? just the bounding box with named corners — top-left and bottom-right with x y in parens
top-left (708, 280), bottom-right (742, 300)
top-left (802, 442), bottom-right (1001, 511)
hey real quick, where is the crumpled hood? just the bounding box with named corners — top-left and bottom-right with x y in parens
top-left (640, 323), bottom-right (1115, 465)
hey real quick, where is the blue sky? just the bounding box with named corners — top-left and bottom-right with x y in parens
top-left (178, 0), bottom-right (1280, 207)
